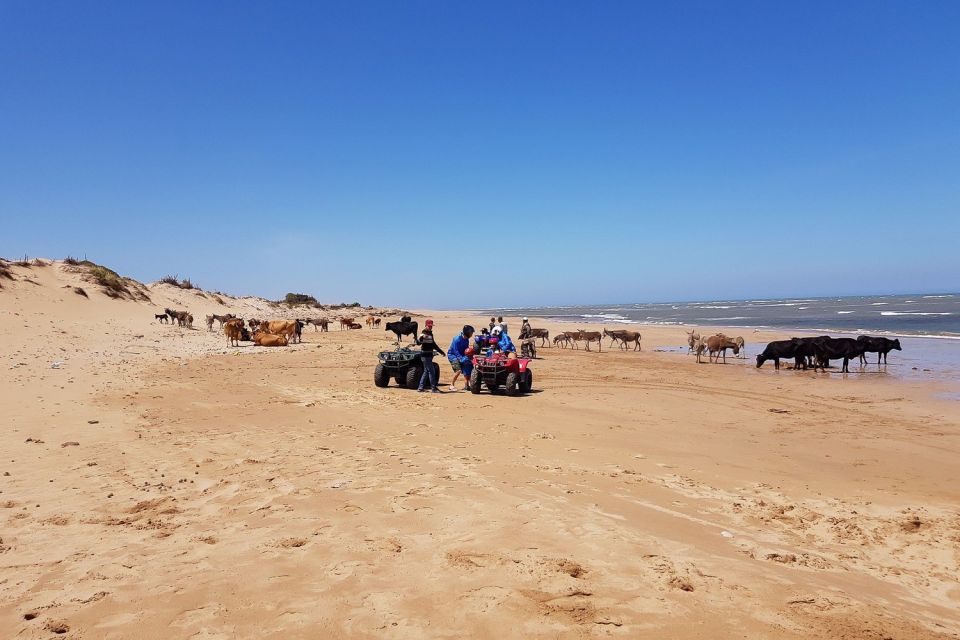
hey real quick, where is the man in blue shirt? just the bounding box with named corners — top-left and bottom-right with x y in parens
top-left (447, 325), bottom-right (475, 391)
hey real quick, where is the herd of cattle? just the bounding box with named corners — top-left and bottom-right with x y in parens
top-left (754, 335), bottom-right (902, 373)
top-left (153, 309), bottom-right (394, 347)
top-left (688, 330), bottom-right (902, 372)
top-left (153, 309), bottom-right (903, 372)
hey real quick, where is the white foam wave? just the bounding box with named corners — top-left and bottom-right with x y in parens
top-left (837, 311), bottom-right (855, 314)
top-left (880, 311), bottom-right (952, 316)
top-left (922, 295), bottom-right (954, 299)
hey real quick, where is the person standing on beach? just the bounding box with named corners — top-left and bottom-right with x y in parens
top-left (447, 325), bottom-right (475, 391)
top-left (489, 317), bottom-right (497, 332)
top-left (520, 316), bottom-right (532, 338)
top-left (417, 320), bottom-right (445, 392)
top-left (497, 316), bottom-right (508, 333)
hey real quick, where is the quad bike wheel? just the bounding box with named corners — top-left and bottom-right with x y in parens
top-left (469, 369), bottom-right (482, 394)
top-left (374, 363), bottom-right (391, 387)
top-left (504, 371), bottom-right (520, 396)
top-left (519, 370), bottom-right (533, 394)
top-left (405, 365), bottom-right (423, 389)
top-left (433, 362), bottom-right (441, 384)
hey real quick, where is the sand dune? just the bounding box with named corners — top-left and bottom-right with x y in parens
top-left (1, 260), bottom-right (958, 639)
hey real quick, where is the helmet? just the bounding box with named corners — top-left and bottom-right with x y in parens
top-left (464, 347), bottom-right (475, 356)
top-left (492, 326), bottom-right (502, 335)
top-left (522, 317), bottom-right (528, 321)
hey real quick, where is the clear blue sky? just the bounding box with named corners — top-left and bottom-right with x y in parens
top-left (2, 1), bottom-right (958, 308)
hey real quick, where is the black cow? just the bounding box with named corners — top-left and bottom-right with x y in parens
top-left (856, 336), bottom-right (902, 365)
top-left (756, 340), bottom-right (800, 370)
top-left (790, 336), bottom-right (831, 370)
top-left (813, 337), bottom-right (866, 373)
top-left (385, 320), bottom-right (419, 344)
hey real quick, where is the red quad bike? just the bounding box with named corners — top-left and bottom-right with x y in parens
top-left (469, 353), bottom-right (533, 396)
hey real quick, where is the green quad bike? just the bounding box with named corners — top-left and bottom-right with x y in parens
top-left (374, 347), bottom-right (441, 389)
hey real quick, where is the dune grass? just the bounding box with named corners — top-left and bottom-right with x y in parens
top-left (160, 275), bottom-right (200, 290)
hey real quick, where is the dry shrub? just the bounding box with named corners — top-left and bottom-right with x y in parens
top-left (63, 256), bottom-right (81, 265)
top-left (74, 287), bottom-right (89, 298)
top-left (160, 274), bottom-right (200, 291)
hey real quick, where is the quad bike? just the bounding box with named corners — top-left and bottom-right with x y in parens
top-left (374, 347), bottom-right (440, 389)
top-left (469, 352), bottom-right (533, 396)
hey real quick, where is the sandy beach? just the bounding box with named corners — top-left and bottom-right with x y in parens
top-left (2, 260), bottom-right (959, 639)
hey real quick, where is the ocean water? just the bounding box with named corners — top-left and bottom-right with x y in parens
top-left (488, 293), bottom-right (960, 338)
top-left (482, 294), bottom-right (960, 392)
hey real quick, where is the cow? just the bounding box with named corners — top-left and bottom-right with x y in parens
top-left (385, 319), bottom-right (418, 344)
top-left (365, 315), bottom-right (376, 328)
top-left (224, 318), bottom-right (244, 347)
top-left (373, 318), bottom-right (381, 328)
top-left (349, 322), bottom-right (363, 329)
top-left (260, 319), bottom-right (298, 343)
top-left (756, 340), bottom-right (801, 370)
top-left (856, 336), bottom-right (902, 365)
top-left (154, 313), bottom-right (168, 323)
top-left (248, 318), bottom-right (261, 331)
top-left (253, 332), bottom-right (289, 347)
top-left (813, 337), bottom-right (867, 373)
top-left (603, 328), bottom-right (641, 351)
top-left (294, 319), bottom-right (304, 343)
top-left (575, 330), bottom-right (603, 352)
top-left (339, 317), bottom-right (355, 330)
top-left (790, 336), bottom-right (831, 369)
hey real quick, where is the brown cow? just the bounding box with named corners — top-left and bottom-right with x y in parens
top-left (349, 322), bottom-right (363, 329)
top-left (373, 317), bottom-right (381, 328)
top-left (261, 319), bottom-right (299, 343)
top-left (339, 317), bottom-right (354, 330)
top-left (224, 318), bottom-right (244, 347)
top-left (253, 332), bottom-right (289, 347)
top-left (365, 315), bottom-right (376, 328)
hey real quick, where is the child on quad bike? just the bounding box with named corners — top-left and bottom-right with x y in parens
top-left (489, 326), bottom-right (517, 359)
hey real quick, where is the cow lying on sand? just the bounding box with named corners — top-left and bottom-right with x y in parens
top-left (254, 331), bottom-right (288, 347)
top-left (260, 319), bottom-right (300, 343)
